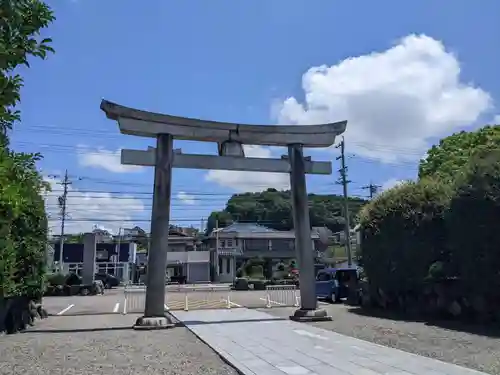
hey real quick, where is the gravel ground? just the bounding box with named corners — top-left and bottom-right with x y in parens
top-left (0, 314), bottom-right (238, 375)
top-left (263, 304), bottom-right (500, 374)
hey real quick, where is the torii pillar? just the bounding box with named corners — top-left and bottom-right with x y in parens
top-left (101, 100), bottom-right (347, 328)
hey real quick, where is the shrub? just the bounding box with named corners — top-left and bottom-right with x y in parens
top-left (359, 179), bottom-right (452, 302)
top-left (243, 257), bottom-right (265, 278)
top-left (446, 150), bottom-right (500, 301)
top-left (0, 144), bottom-right (48, 299)
top-left (233, 278), bottom-right (249, 291)
top-left (46, 273), bottom-right (67, 286)
top-left (252, 280), bottom-right (267, 290)
top-left (235, 268), bottom-right (244, 278)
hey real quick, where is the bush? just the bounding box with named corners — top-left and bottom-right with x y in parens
top-left (233, 278), bottom-right (249, 291)
top-left (0, 144), bottom-right (48, 300)
top-left (447, 150), bottom-right (500, 301)
top-left (235, 268), bottom-right (244, 278)
top-left (243, 257), bottom-right (265, 278)
top-left (251, 280), bottom-right (267, 290)
top-left (46, 273), bottom-right (67, 286)
top-left (359, 179), bottom-right (452, 303)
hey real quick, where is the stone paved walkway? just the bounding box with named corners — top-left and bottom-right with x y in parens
top-left (171, 308), bottom-right (489, 375)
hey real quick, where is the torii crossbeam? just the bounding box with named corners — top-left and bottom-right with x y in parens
top-left (100, 99), bottom-right (347, 328)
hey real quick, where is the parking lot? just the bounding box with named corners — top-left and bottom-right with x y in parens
top-left (42, 285), bottom-right (311, 316)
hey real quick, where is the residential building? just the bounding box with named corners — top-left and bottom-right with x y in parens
top-left (52, 241), bottom-right (137, 282)
top-left (203, 222), bottom-right (323, 282)
top-left (52, 227), bottom-right (210, 283)
top-left (135, 229), bottom-right (210, 283)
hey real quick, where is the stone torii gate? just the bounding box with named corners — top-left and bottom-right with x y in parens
top-left (100, 100), bottom-right (347, 329)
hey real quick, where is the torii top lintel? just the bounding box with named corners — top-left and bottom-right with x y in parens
top-left (100, 100), bottom-right (347, 148)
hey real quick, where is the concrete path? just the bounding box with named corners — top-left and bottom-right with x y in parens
top-left (171, 308), bottom-right (488, 375)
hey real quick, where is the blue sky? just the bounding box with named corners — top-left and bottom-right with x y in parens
top-left (10, 0), bottom-right (500, 234)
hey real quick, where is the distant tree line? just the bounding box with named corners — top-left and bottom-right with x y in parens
top-left (206, 188), bottom-right (367, 234)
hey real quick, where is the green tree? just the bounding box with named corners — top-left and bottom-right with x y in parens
top-left (418, 125), bottom-right (500, 182)
top-left (0, 0), bottom-right (55, 299)
top-left (1, 0), bottom-right (55, 134)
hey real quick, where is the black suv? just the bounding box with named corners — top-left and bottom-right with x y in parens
top-left (94, 273), bottom-right (120, 289)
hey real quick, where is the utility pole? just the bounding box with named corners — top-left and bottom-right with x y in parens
top-left (335, 137), bottom-right (353, 267)
top-left (56, 170), bottom-right (71, 273)
top-left (362, 182), bottom-right (381, 199)
top-left (215, 219), bottom-right (220, 282)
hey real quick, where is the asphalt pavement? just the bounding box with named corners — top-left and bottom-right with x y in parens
top-left (42, 286), bottom-right (299, 316)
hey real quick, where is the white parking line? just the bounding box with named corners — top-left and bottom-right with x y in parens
top-left (259, 297), bottom-right (285, 306)
top-left (164, 303), bottom-right (169, 311)
top-left (113, 303), bottom-right (120, 313)
top-left (56, 304), bottom-right (74, 315)
top-left (222, 298), bottom-right (242, 307)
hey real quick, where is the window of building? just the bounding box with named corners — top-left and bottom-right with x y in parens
top-left (219, 240), bottom-right (225, 248)
top-left (226, 258), bottom-right (231, 274)
top-left (226, 239), bottom-right (233, 247)
top-left (218, 257), bottom-right (223, 274)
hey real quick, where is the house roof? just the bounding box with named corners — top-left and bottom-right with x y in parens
top-left (211, 222), bottom-right (320, 239)
top-left (216, 222), bottom-right (279, 234)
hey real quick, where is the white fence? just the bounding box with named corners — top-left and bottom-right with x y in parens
top-left (265, 285), bottom-right (300, 308)
top-left (122, 283), bottom-right (300, 314)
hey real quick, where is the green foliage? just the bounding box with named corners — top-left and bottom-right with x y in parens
top-left (243, 257), bottom-right (265, 278)
top-left (446, 150), bottom-right (500, 297)
top-left (235, 268), bottom-right (243, 278)
top-left (0, 146), bottom-right (49, 298)
top-left (1, 0), bottom-right (55, 134)
top-left (359, 179), bottom-right (452, 297)
top-left (206, 188), bottom-right (366, 234)
top-left (46, 272), bottom-right (67, 286)
top-left (418, 125), bottom-right (500, 182)
top-left (0, 0), bottom-right (54, 299)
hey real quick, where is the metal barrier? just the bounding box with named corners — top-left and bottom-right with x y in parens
top-left (122, 284), bottom-right (233, 314)
top-left (122, 283), bottom-right (301, 314)
top-left (265, 285), bottom-right (300, 308)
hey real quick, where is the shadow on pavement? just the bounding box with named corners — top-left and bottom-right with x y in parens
top-left (178, 317), bottom-right (288, 326)
top-left (21, 326), bottom-right (135, 334)
top-left (48, 312), bottom-right (122, 317)
top-left (348, 306), bottom-right (500, 338)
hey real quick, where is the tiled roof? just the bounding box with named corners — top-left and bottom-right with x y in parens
top-left (217, 222), bottom-right (280, 234)
top-left (211, 222), bottom-right (319, 239)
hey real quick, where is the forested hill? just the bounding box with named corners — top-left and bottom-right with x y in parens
top-left (206, 188), bottom-right (367, 234)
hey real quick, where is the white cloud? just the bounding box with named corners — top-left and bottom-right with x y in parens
top-left (77, 145), bottom-right (144, 173)
top-left (493, 115), bottom-right (500, 124)
top-left (277, 34), bottom-right (492, 163)
top-left (205, 145), bottom-right (290, 192)
top-left (381, 178), bottom-right (406, 192)
top-left (43, 177), bottom-right (146, 234)
top-left (177, 191), bottom-right (195, 205)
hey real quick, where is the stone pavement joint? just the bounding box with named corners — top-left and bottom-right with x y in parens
top-left (170, 308), bottom-right (489, 375)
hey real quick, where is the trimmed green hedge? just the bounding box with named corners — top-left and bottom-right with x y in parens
top-left (359, 179), bottom-right (452, 299)
top-left (446, 150), bottom-right (500, 300)
top-left (359, 148), bottom-right (500, 321)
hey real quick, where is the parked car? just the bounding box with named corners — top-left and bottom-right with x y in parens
top-left (94, 273), bottom-right (120, 289)
top-left (315, 267), bottom-right (359, 303)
